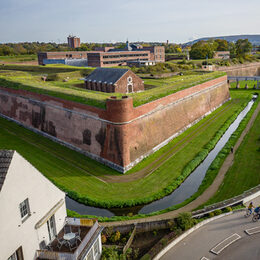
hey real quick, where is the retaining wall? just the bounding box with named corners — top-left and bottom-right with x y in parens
top-left (0, 75), bottom-right (229, 172)
top-left (216, 62), bottom-right (260, 77)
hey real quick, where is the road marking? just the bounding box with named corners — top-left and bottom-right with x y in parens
top-left (245, 226), bottom-right (260, 235)
top-left (210, 233), bottom-right (241, 255)
top-left (201, 257), bottom-right (210, 260)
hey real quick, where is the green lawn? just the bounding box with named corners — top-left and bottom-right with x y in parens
top-left (0, 54), bottom-right (37, 62)
top-left (200, 99), bottom-right (260, 205)
top-left (0, 90), bottom-right (254, 207)
top-left (230, 80), bottom-right (258, 89)
top-left (0, 67), bottom-right (225, 108)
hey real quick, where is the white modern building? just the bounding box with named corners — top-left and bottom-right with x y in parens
top-left (0, 150), bottom-right (103, 260)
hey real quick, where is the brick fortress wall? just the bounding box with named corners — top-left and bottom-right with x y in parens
top-left (0, 76), bottom-right (229, 172)
top-left (216, 62), bottom-right (260, 77)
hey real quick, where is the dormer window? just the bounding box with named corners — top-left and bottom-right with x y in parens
top-left (19, 198), bottom-right (30, 222)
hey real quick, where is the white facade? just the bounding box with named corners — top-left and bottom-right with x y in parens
top-left (0, 151), bottom-right (66, 260)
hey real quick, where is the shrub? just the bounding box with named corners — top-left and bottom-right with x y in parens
top-left (176, 212), bottom-right (196, 231)
top-left (101, 234), bottom-right (107, 244)
top-left (213, 209), bottom-right (222, 216)
top-left (209, 212), bottom-right (214, 218)
top-left (110, 231), bottom-right (121, 243)
top-left (140, 254), bottom-right (151, 260)
top-left (153, 230), bottom-right (157, 236)
top-left (232, 58), bottom-right (239, 64)
top-left (225, 206), bottom-right (232, 212)
top-left (238, 57), bottom-right (244, 64)
top-left (160, 238), bottom-right (168, 247)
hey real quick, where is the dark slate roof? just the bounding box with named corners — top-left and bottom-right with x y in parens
top-left (85, 68), bottom-right (129, 84)
top-left (0, 150), bottom-right (14, 192)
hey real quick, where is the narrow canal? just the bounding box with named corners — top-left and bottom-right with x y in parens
top-left (66, 96), bottom-right (257, 217)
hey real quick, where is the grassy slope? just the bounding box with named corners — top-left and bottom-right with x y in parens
top-left (0, 68), bottom-right (225, 108)
top-left (0, 91), bottom-right (252, 206)
top-left (201, 96), bottom-right (260, 205)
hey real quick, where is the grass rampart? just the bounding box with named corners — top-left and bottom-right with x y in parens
top-left (0, 67), bottom-right (225, 108)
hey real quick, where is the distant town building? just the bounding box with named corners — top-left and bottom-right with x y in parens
top-left (0, 150), bottom-right (103, 260)
top-left (84, 68), bottom-right (144, 93)
top-left (67, 35), bottom-right (81, 48)
top-left (214, 51), bottom-right (230, 60)
top-left (37, 41), bottom-right (165, 67)
top-left (87, 50), bottom-right (151, 67)
top-left (126, 60), bottom-right (156, 67)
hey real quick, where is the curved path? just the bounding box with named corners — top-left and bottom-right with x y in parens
top-left (101, 101), bottom-right (260, 226)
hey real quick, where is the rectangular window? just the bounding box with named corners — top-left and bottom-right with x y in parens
top-left (47, 215), bottom-right (57, 241)
top-left (87, 248), bottom-right (94, 260)
top-left (8, 253), bottom-right (17, 260)
top-left (19, 199), bottom-right (30, 221)
top-left (94, 240), bottom-right (99, 256)
top-left (8, 247), bottom-right (24, 260)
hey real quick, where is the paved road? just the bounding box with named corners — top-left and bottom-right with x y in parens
top-left (161, 210), bottom-right (260, 260)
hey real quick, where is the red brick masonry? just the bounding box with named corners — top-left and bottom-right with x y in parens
top-left (0, 76), bottom-right (229, 172)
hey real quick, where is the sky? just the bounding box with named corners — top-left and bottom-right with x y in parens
top-left (0, 0), bottom-right (260, 44)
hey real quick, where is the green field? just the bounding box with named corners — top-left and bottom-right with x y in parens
top-left (201, 95), bottom-right (260, 205)
top-left (230, 80), bottom-right (258, 89)
top-left (0, 54), bottom-right (37, 63)
top-left (0, 66), bottom-right (225, 108)
top-left (0, 90), bottom-right (254, 208)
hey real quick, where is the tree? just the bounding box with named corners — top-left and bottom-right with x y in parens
top-left (189, 41), bottom-right (216, 59)
top-left (235, 39), bottom-right (252, 57)
top-left (215, 39), bottom-right (228, 51)
top-left (228, 42), bottom-right (236, 58)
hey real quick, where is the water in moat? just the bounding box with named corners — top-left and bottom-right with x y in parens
top-left (66, 96), bottom-right (257, 217)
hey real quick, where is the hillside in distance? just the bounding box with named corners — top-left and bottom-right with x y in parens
top-left (184, 34), bottom-right (260, 46)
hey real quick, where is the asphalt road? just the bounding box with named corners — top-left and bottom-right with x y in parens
top-left (160, 210), bottom-right (260, 260)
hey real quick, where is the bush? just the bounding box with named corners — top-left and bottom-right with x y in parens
top-left (160, 238), bottom-right (168, 247)
top-left (140, 254), bottom-right (151, 260)
top-left (209, 212), bottom-right (214, 218)
top-left (225, 206), bottom-right (232, 212)
top-left (213, 209), bottom-right (222, 216)
top-left (101, 234), bottom-right (107, 244)
top-left (238, 57), bottom-right (244, 64)
top-left (110, 231), bottom-right (121, 243)
top-left (176, 212), bottom-right (196, 231)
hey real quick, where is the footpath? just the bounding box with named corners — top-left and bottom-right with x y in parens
top-left (101, 101), bottom-right (260, 227)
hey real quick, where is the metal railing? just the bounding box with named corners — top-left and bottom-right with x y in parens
top-left (73, 221), bottom-right (99, 259)
top-left (36, 221), bottom-right (99, 260)
top-left (36, 250), bottom-right (73, 260)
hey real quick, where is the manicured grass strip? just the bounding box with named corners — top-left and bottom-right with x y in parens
top-left (230, 80), bottom-right (258, 89)
top-left (0, 91), bottom-right (252, 210)
top-left (200, 97), bottom-right (260, 205)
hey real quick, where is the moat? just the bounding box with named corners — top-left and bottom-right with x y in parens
top-left (66, 96), bottom-right (257, 217)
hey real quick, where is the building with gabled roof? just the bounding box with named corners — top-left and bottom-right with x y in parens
top-left (84, 68), bottom-right (144, 93)
top-left (0, 150), bottom-right (103, 260)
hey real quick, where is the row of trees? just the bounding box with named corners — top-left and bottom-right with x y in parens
top-left (189, 39), bottom-right (253, 59)
top-left (0, 42), bottom-right (116, 56)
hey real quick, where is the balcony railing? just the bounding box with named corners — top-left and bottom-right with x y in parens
top-left (36, 221), bottom-right (100, 260)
